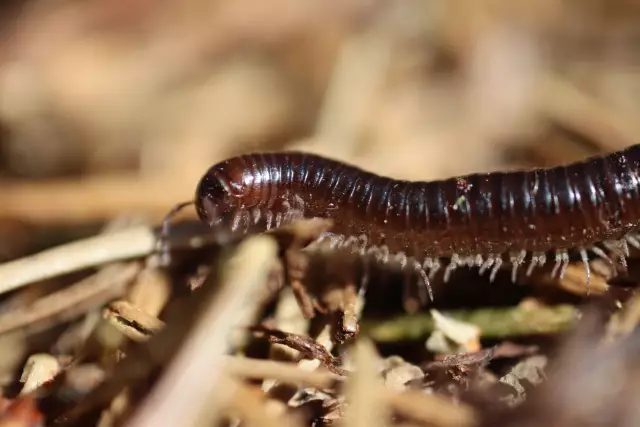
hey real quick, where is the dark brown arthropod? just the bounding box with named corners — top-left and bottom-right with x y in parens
top-left (164, 146), bottom-right (640, 300)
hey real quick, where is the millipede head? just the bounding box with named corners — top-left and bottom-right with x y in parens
top-left (195, 160), bottom-right (248, 227)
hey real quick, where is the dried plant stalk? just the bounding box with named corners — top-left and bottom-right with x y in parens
top-left (125, 235), bottom-right (278, 427)
top-left (0, 262), bottom-right (141, 335)
top-left (0, 227), bottom-right (156, 296)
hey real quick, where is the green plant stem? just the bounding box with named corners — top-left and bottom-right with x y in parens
top-left (361, 304), bottom-right (579, 342)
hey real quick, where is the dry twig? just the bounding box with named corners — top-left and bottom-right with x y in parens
top-left (0, 176), bottom-right (193, 224)
top-left (103, 300), bottom-right (166, 342)
top-left (250, 326), bottom-right (346, 376)
top-left (0, 227), bottom-right (155, 296)
top-left (343, 339), bottom-right (389, 427)
top-left (125, 235), bottom-right (278, 427)
top-left (0, 263), bottom-right (141, 335)
top-left (221, 374), bottom-right (301, 427)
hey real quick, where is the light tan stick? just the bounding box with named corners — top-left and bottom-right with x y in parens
top-left (0, 263), bottom-right (141, 335)
top-left (0, 226), bottom-right (155, 296)
top-left (124, 235), bottom-right (278, 427)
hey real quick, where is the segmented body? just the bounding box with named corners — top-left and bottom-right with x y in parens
top-left (194, 146), bottom-right (640, 294)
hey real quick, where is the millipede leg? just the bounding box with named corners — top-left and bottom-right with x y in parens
top-left (357, 245), bottom-right (367, 257)
top-left (242, 209), bottom-right (251, 232)
top-left (283, 207), bottom-right (304, 226)
top-left (474, 254), bottom-right (484, 267)
top-left (551, 252), bottom-right (562, 278)
top-left (622, 239), bottom-right (630, 257)
top-left (357, 256), bottom-right (371, 300)
top-left (366, 245), bottom-right (384, 264)
top-left (423, 258), bottom-right (441, 280)
top-left (620, 243), bottom-right (629, 271)
top-left (489, 256), bottom-right (503, 282)
top-left (604, 239), bottom-right (629, 271)
top-left (526, 257), bottom-right (536, 276)
top-left (510, 250), bottom-right (527, 283)
top-left (265, 211), bottom-right (274, 230)
top-left (526, 252), bottom-right (545, 276)
top-left (252, 208), bottom-right (262, 225)
top-left (579, 248), bottom-right (591, 295)
top-left (590, 245), bottom-right (616, 269)
top-left (431, 259), bottom-right (442, 280)
top-left (443, 253), bottom-right (460, 282)
top-left (460, 256), bottom-right (473, 267)
top-left (379, 245), bottom-right (390, 263)
top-left (231, 209), bottom-right (244, 232)
top-left (292, 194), bottom-right (305, 211)
top-left (625, 234), bottom-right (640, 250)
top-left (559, 251), bottom-right (569, 279)
top-left (396, 252), bottom-right (408, 269)
top-left (158, 200), bottom-right (195, 266)
top-left (479, 255), bottom-right (496, 276)
top-left (538, 253), bottom-right (547, 272)
top-left (357, 234), bottom-right (368, 256)
top-left (365, 245), bottom-right (376, 256)
top-left (342, 235), bottom-right (360, 253)
top-left (414, 260), bottom-right (433, 303)
top-left (328, 234), bottom-right (345, 250)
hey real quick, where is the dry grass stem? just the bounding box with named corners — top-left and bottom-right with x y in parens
top-left (97, 390), bottom-right (131, 427)
top-left (19, 353), bottom-right (61, 396)
top-left (539, 75), bottom-right (640, 152)
top-left (124, 267), bottom-right (171, 317)
top-left (381, 388), bottom-right (477, 427)
top-left (342, 339), bottom-right (388, 427)
top-left (0, 227), bottom-right (156, 296)
top-left (603, 291), bottom-right (640, 345)
top-left (0, 262), bottom-right (141, 335)
top-left (251, 326), bottom-right (345, 375)
top-left (225, 356), bottom-right (341, 390)
top-left (226, 354), bottom-right (476, 427)
top-left (100, 303), bottom-right (342, 389)
top-left (532, 263), bottom-right (610, 296)
top-left (0, 176), bottom-right (193, 224)
top-left (314, 13), bottom-right (394, 157)
top-left (125, 235), bottom-right (278, 427)
top-left (222, 374), bottom-right (301, 427)
top-left (103, 300), bottom-right (166, 342)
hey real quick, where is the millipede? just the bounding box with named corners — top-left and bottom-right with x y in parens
top-left (163, 144), bottom-right (640, 300)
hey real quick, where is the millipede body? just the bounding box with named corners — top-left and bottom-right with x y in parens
top-left (193, 145), bottom-right (640, 291)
